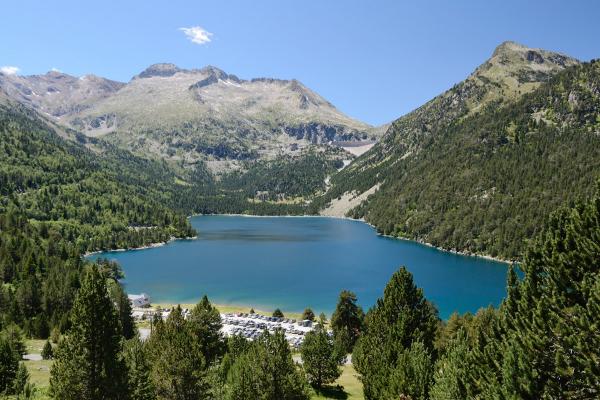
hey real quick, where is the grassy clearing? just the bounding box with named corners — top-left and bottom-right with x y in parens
top-left (311, 364), bottom-right (363, 400)
top-left (24, 359), bottom-right (52, 387)
top-left (25, 339), bottom-right (47, 354)
top-left (19, 339), bottom-right (53, 394)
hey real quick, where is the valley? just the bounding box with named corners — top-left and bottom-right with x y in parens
top-left (1, 14), bottom-right (599, 397)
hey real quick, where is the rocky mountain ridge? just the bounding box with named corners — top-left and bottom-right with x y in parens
top-left (0, 70), bottom-right (124, 117)
top-left (0, 64), bottom-right (380, 172)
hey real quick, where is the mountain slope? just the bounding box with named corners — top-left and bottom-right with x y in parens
top-left (350, 41), bottom-right (578, 169)
top-left (0, 70), bottom-right (124, 117)
top-left (1, 64), bottom-right (379, 173)
top-left (314, 43), bottom-right (599, 259)
top-left (0, 101), bottom-right (196, 252)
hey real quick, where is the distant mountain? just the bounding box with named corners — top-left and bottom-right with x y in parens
top-left (0, 70), bottom-right (124, 117)
top-left (0, 64), bottom-right (380, 173)
top-left (315, 42), bottom-right (600, 260)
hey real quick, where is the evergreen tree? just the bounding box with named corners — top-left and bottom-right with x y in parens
top-left (430, 331), bottom-right (471, 400)
top-left (353, 267), bottom-right (439, 400)
top-left (497, 189), bottom-right (600, 398)
top-left (2, 324), bottom-right (26, 358)
top-left (0, 333), bottom-right (20, 394)
top-left (386, 341), bottom-right (433, 400)
top-left (188, 295), bottom-right (226, 365)
top-left (123, 337), bottom-right (155, 400)
top-left (49, 265), bottom-right (129, 400)
top-left (272, 308), bottom-right (284, 318)
top-left (146, 306), bottom-right (209, 400)
top-left (301, 308), bottom-right (315, 322)
top-left (220, 334), bottom-right (251, 377)
top-left (13, 362), bottom-right (30, 395)
top-left (300, 322), bottom-right (341, 389)
top-left (226, 330), bottom-right (309, 400)
top-left (109, 281), bottom-right (136, 340)
top-left (330, 290), bottom-right (364, 354)
top-left (41, 339), bottom-right (53, 360)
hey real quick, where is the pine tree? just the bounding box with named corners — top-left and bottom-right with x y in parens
top-left (41, 339), bottom-right (53, 360)
top-left (300, 322), bottom-right (341, 389)
top-left (330, 290), bottom-right (364, 354)
top-left (482, 187), bottom-right (600, 398)
top-left (13, 362), bottom-right (30, 395)
top-left (123, 337), bottom-right (155, 400)
top-left (188, 295), bottom-right (225, 365)
top-left (272, 308), bottom-right (284, 318)
top-left (386, 341), bottom-right (433, 400)
top-left (301, 308), bottom-right (315, 322)
top-left (0, 333), bottom-right (20, 394)
top-left (146, 306), bottom-right (209, 400)
top-left (49, 265), bottom-right (129, 400)
top-left (430, 331), bottom-right (470, 400)
top-left (109, 281), bottom-right (136, 340)
top-left (353, 267), bottom-right (439, 400)
top-left (226, 330), bottom-right (309, 400)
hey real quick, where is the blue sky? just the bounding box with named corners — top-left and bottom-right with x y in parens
top-left (1, 0), bottom-right (599, 125)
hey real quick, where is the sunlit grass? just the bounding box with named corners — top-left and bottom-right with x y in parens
top-left (311, 364), bottom-right (363, 400)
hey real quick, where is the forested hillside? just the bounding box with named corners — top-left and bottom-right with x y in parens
top-left (220, 147), bottom-right (345, 202)
top-left (0, 100), bottom-right (338, 348)
top-left (0, 102), bottom-right (199, 342)
top-left (315, 56), bottom-right (600, 260)
top-left (0, 104), bottom-right (196, 252)
top-left (352, 183), bottom-right (600, 399)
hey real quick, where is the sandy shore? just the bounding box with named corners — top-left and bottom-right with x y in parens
top-left (148, 302), bottom-right (307, 320)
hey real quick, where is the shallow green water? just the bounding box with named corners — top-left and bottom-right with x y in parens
top-left (89, 215), bottom-right (509, 319)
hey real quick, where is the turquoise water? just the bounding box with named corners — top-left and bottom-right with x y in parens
top-left (88, 215), bottom-right (509, 319)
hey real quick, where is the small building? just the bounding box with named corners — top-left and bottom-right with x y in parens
top-left (128, 293), bottom-right (151, 308)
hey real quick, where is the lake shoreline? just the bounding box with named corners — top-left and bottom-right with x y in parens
top-left (148, 302), bottom-right (307, 320)
top-left (83, 236), bottom-right (197, 257)
top-left (88, 214), bottom-right (510, 320)
top-left (191, 213), bottom-right (513, 265)
top-left (84, 214), bottom-right (511, 265)
top-left (84, 213), bottom-right (511, 265)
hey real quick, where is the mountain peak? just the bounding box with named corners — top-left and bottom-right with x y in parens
top-left (45, 70), bottom-right (71, 78)
top-left (492, 40), bottom-right (528, 56)
top-left (468, 42), bottom-right (580, 96)
top-left (134, 63), bottom-right (185, 80)
top-left (199, 65), bottom-right (227, 77)
top-left (489, 41), bottom-right (578, 68)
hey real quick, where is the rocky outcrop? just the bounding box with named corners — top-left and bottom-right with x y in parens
top-left (283, 123), bottom-right (368, 143)
top-left (134, 63), bottom-right (184, 79)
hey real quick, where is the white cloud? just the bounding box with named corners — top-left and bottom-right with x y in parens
top-left (179, 26), bottom-right (213, 45)
top-left (0, 66), bottom-right (20, 75)
top-left (51, 67), bottom-right (62, 73)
